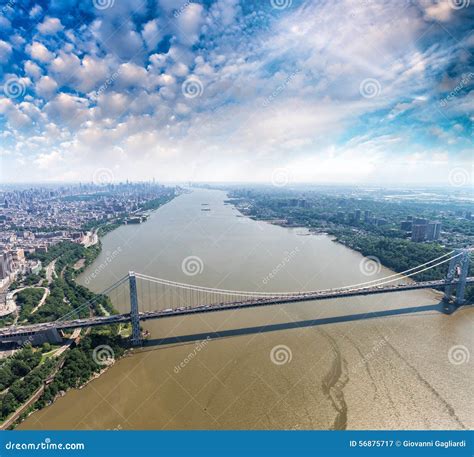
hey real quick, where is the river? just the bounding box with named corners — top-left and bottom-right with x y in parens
top-left (21, 189), bottom-right (473, 430)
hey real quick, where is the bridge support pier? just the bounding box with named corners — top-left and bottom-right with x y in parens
top-left (129, 272), bottom-right (142, 346)
top-left (443, 249), bottom-right (470, 313)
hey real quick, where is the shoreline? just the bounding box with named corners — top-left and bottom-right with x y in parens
top-left (4, 194), bottom-right (178, 430)
top-left (226, 197), bottom-right (448, 290)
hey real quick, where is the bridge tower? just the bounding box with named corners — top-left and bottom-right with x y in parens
top-left (443, 249), bottom-right (470, 310)
top-left (128, 272), bottom-right (142, 346)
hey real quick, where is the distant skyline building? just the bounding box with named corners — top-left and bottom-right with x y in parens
top-left (401, 221), bottom-right (412, 231)
top-left (0, 251), bottom-right (12, 280)
top-left (412, 224), bottom-right (428, 242)
top-left (413, 218), bottom-right (429, 226)
top-left (426, 221), bottom-right (441, 241)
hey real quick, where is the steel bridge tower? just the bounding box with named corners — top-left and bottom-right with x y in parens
top-left (129, 272), bottom-right (142, 346)
top-left (443, 248), bottom-right (471, 310)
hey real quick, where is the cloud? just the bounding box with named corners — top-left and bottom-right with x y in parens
top-left (29, 5), bottom-right (43, 18)
top-left (174, 3), bottom-right (205, 45)
top-left (0, 17), bottom-right (11, 32)
top-left (36, 75), bottom-right (58, 99)
top-left (38, 17), bottom-right (64, 35)
top-left (24, 61), bottom-right (43, 82)
top-left (1, 0), bottom-right (472, 184)
top-left (141, 19), bottom-right (162, 51)
top-left (44, 93), bottom-right (90, 127)
top-left (0, 40), bottom-right (12, 63)
top-left (27, 42), bottom-right (55, 63)
top-left (422, 1), bottom-right (454, 22)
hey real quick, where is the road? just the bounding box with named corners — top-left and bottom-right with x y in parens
top-left (1, 277), bottom-right (472, 339)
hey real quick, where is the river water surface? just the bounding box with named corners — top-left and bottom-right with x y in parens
top-left (21, 189), bottom-right (473, 430)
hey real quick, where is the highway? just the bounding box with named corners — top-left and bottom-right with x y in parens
top-left (0, 277), bottom-right (472, 339)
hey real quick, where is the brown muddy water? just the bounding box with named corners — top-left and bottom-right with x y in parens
top-left (21, 189), bottom-right (473, 430)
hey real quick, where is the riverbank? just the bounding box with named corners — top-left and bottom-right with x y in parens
top-left (18, 189), bottom-right (473, 431)
top-left (1, 193), bottom-right (178, 429)
top-left (226, 194), bottom-right (472, 291)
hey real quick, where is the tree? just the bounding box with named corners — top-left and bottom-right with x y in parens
top-left (10, 360), bottom-right (30, 377)
top-left (1, 392), bottom-right (18, 418)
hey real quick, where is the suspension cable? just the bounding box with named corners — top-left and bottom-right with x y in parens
top-left (134, 251), bottom-right (461, 297)
top-left (56, 275), bottom-right (129, 322)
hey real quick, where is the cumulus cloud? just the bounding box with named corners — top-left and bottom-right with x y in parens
top-left (422, 1), bottom-right (454, 22)
top-left (36, 75), bottom-right (58, 99)
top-left (29, 5), bottom-right (43, 18)
top-left (175, 3), bottom-right (205, 45)
top-left (0, 40), bottom-right (12, 63)
top-left (38, 17), bottom-right (64, 35)
top-left (1, 0), bottom-right (472, 184)
top-left (27, 42), bottom-right (55, 63)
top-left (142, 19), bottom-right (162, 51)
top-left (23, 60), bottom-right (42, 79)
top-left (44, 93), bottom-right (90, 127)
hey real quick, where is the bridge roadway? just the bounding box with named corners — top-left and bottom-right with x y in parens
top-left (1, 277), bottom-right (473, 339)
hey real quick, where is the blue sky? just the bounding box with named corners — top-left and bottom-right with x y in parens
top-left (0, 0), bottom-right (473, 185)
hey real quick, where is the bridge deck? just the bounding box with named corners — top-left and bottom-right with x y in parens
top-left (1, 277), bottom-right (472, 339)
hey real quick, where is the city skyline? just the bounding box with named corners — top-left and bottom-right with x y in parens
top-left (1, 0), bottom-right (473, 186)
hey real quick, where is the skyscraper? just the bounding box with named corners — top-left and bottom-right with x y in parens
top-left (411, 224), bottom-right (427, 242)
top-left (426, 221), bottom-right (441, 241)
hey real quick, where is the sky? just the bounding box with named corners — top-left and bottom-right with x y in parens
top-left (0, 0), bottom-right (473, 186)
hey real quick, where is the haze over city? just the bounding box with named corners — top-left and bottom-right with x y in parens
top-left (1, 0), bottom-right (473, 185)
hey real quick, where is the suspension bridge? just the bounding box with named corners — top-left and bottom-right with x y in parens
top-left (0, 248), bottom-right (472, 346)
